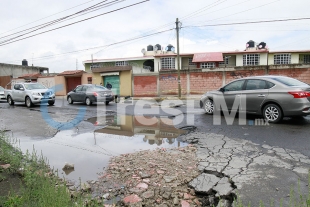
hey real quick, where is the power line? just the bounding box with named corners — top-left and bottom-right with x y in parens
top-left (0, 0), bottom-right (97, 36)
top-left (183, 17), bottom-right (310, 28)
top-left (0, 0), bottom-right (124, 43)
top-left (5, 28), bottom-right (173, 63)
top-left (0, 0), bottom-right (149, 47)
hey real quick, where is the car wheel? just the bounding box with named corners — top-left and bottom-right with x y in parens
top-left (203, 99), bottom-right (214, 114)
top-left (48, 101), bottom-right (55, 106)
top-left (263, 104), bottom-right (283, 123)
top-left (7, 96), bottom-right (14, 105)
top-left (85, 97), bottom-right (92, 106)
top-left (26, 97), bottom-right (33, 108)
top-left (67, 96), bottom-right (73, 104)
top-left (105, 101), bottom-right (110, 105)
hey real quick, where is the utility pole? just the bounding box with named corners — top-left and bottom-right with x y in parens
top-left (176, 18), bottom-right (181, 98)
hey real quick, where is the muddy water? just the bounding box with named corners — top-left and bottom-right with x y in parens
top-left (17, 115), bottom-right (187, 184)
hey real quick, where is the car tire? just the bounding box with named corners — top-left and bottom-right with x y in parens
top-left (7, 96), bottom-right (14, 105)
top-left (105, 101), bottom-right (110, 105)
top-left (203, 99), bottom-right (214, 115)
top-left (85, 97), bottom-right (92, 106)
top-left (25, 96), bottom-right (33, 108)
top-left (48, 101), bottom-right (55, 106)
top-left (67, 96), bottom-right (73, 104)
top-left (263, 104), bottom-right (283, 123)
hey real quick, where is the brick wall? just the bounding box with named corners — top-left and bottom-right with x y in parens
top-left (133, 67), bottom-right (310, 97)
top-left (190, 72), bottom-right (223, 94)
top-left (134, 76), bottom-right (157, 97)
top-left (159, 74), bottom-right (187, 95)
top-left (225, 69), bottom-right (266, 84)
top-left (269, 68), bottom-right (310, 84)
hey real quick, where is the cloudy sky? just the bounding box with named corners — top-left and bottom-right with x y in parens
top-left (1, 0), bottom-right (310, 73)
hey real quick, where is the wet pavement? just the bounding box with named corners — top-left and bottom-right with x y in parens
top-left (15, 115), bottom-right (187, 183)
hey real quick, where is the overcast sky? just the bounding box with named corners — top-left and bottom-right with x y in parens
top-left (1, 0), bottom-right (310, 73)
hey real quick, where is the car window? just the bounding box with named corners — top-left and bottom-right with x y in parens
top-left (224, 80), bottom-right (245, 91)
top-left (270, 77), bottom-right (309, 87)
top-left (266, 81), bottom-right (275, 89)
top-left (0, 86), bottom-right (4, 91)
top-left (75, 86), bottom-right (83, 92)
top-left (14, 84), bottom-right (20, 90)
top-left (94, 85), bottom-right (107, 90)
top-left (245, 80), bottom-right (266, 90)
top-left (81, 86), bottom-right (88, 92)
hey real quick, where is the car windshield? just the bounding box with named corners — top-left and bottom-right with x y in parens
top-left (270, 77), bottom-right (309, 87)
top-left (24, 83), bottom-right (46, 90)
top-left (0, 86), bottom-right (4, 91)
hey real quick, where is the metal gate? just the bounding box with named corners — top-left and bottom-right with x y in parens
top-left (104, 75), bottom-right (120, 95)
top-left (66, 77), bottom-right (81, 93)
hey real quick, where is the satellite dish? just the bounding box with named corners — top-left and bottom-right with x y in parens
top-left (141, 48), bottom-right (146, 54)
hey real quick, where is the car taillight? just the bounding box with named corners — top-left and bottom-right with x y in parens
top-left (288, 91), bottom-right (310, 98)
top-left (93, 92), bottom-right (98, 97)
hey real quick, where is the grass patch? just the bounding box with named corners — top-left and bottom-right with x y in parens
top-left (0, 132), bottom-right (101, 207)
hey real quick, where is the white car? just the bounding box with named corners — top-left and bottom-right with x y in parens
top-left (0, 86), bottom-right (5, 100)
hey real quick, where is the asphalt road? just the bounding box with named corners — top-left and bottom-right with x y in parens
top-left (1, 97), bottom-right (310, 156)
top-left (1, 97), bottom-right (310, 206)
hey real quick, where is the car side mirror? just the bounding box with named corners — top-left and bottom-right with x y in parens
top-left (20, 87), bottom-right (24, 91)
top-left (219, 88), bottom-right (225, 92)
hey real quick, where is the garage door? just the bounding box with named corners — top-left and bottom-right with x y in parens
top-left (66, 77), bottom-right (81, 93)
top-left (104, 75), bottom-right (120, 95)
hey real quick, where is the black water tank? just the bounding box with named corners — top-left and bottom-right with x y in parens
top-left (22, 59), bottom-right (28, 66)
top-left (257, 42), bottom-right (266, 49)
top-left (155, 44), bottom-right (161, 50)
top-left (247, 40), bottom-right (255, 48)
top-left (166, 44), bottom-right (174, 51)
top-left (147, 45), bottom-right (154, 51)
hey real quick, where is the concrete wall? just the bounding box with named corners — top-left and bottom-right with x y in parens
top-left (0, 63), bottom-right (48, 78)
top-left (81, 73), bottom-right (93, 84)
top-left (120, 70), bottom-right (132, 96)
top-left (236, 54), bottom-right (243, 66)
top-left (54, 76), bottom-right (66, 96)
top-left (37, 76), bottom-right (55, 88)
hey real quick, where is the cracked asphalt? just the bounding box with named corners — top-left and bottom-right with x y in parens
top-left (1, 98), bottom-right (310, 206)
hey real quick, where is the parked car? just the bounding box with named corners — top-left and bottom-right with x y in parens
top-left (67, 84), bottom-right (114, 105)
top-left (200, 75), bottom-right (310, 123)
top-left (4, 82), bottom-right (55, 107)
top-left (0, 86), bottom-right (5, 100)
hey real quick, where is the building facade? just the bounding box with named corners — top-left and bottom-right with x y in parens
top-left (83, 41), bottom-right (310, 97)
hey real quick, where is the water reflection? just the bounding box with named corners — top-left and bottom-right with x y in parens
top-left (16, 115), bottom-right (187, 182)
top-left (87, 115), bottom-right (186, 146)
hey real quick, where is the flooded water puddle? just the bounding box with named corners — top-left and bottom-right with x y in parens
top-left (17, 115), bottom-right (187, 183)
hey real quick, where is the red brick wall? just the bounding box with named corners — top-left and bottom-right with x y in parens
top-left (225, 69), bottom-right (266, 85)
top-left (159, 74), bottom-right (187, 95)
top-left (269, 68), bottom-right (310, 84)
top-left (133, 76), bottom-right (157, 97)
top-left (190, 72), bottom-right (223, 94)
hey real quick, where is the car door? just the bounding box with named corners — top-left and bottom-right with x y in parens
top-left (80, 86), bottom-right (88, 102)
top-left (70, 85), bottom-right (83, 102)
top-left (12, 84), bottom-right (22, 101)
top-left (222, 80), bottom-right (245, 111)
top-left (241, 79), bottom-right (269, 113)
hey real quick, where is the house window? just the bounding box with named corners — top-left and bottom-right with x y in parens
top-left (161, 57), bottom-right (175, 69)
top-left (188, 58), bottom-right (196, 66)
top-left (201, 62), bottom-right (215, 69)
top-left (274, 54), bottom-right (291, 64)
top-left (243, 54), bottom-right (260, 66)
top-left (87, 77), bottom-right (92, 84)
top-left (219, 57), bottom-right (229, 66)
top-left (115, 61), bottom-right (128, 66)
top-left (304, 55), bottom-right (310, 63)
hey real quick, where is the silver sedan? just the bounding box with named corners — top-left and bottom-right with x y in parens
top-left (200, 75), bottom-right (310, 123)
